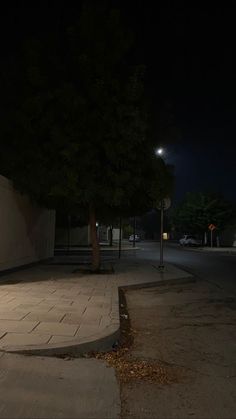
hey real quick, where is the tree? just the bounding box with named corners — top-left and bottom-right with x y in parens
top-left (171, 192), bottom-right (234, 243)
top-left (0, 2), bottom-right (173, 271)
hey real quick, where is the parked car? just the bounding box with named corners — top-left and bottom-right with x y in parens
top-left (129, 234), bottom-right (140, 242)
top-left (179, 235), bottom-right (201, 247)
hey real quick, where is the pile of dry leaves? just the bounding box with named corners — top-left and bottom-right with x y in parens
top-left (94, 348), bottom-right (179, 384)
top-left (88, 290), bottom-right (180, 384)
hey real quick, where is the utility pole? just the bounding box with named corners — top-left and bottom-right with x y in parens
top-left (159, 200), bottom-right (164, 271)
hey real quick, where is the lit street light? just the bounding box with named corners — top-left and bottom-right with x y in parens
top-left (155, 147), bottom-right (171, 271)
top-left (159, 199), bottom-right (164, 270)
top-left (156, 147), bottom-right (164, 156)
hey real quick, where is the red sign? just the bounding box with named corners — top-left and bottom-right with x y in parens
top-left (208, 224), bottom-right (216, 231)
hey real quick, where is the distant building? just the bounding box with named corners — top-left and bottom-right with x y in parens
top-left (98, 226), bottom-right (121, 243)
top-left (55, 225), bottom-right (91, 247)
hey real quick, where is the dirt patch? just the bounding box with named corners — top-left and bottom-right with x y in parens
top-left (87, 288), bottom-right (182, 385)
top-left (120, 282), bottom-right (236, 419)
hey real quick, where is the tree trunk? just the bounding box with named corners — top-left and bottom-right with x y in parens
top-left (202, 232), bottom-right (205, 246)
top-left (67, 215), bottom-right (71, 254)
top-left (133, 216), bottom-right (136, 247)
top-left (118, 217), bottom-right (122, 259)
top-left (89, 205), bottom-right (101, 272)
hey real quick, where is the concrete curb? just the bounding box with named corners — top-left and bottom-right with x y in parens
top-left (0, 324), bottom-right (120, 357)
top-left (54, 246), bottom-right (141, 252)
top-left (180, 247), bottom-right (236, 254)
top-left (0, 264), bottom-right (193, 357)
top-left (118, 276), bottom-right (196, 291)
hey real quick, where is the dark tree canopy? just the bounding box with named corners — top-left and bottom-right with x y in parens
top-left (0, 2), bottom-right (174, 269)
top-left (171, 192), bottom-right (235, 236)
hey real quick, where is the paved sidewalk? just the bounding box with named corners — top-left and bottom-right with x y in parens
top-left (0, 352), bottom-right (120, 418)
top-left (0, 259), bottom-right (192, 355)
top-left (196, 246), bottom-right (236, 253)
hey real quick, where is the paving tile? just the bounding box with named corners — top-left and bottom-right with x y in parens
top-left (0, 320), bottom-right (39, 333)
top-left (0, 332), bottom-right (51, 346)
top-left (76, 325), bottom-right (100, 338)
top-left (50, 305), bottom-right (86, 314)
top-left (0, 331), bottom-right (6, 340)
top-left (0, 306), bottom-right (15, 312)
top-left (0, 311), bottom-right (28, 321)
top-left (0, 303), bottom-right (25, 311)
top-left (79, 292), bottom-right (94, 298)
top-left (23, 312), bottom-right (65, 323)
top-left (80, 315), bottom-right (102, 326)
top-left (53, 290), bottom-right (79, 297)
top-left (86, 303), bottom-right (104, 310)
top-left (0, 286), bottom-right (11, 291)
top-left (71, 297), bottom-right (88, 304)
top-left (13, 304), bottom-right (54, 312)
top-left (0, 296), bottom-right (17, 303)
top-left (8, 296), bottom-right (44, 303)
top-left (90, 291), bottom-right (106, 297)
top-left (40, 299), bottom-right (73, 306)
top-left (71, 297), bottom-right (91, 305)
top-left (4, 290), bottom-right (27, 295)
top-left (0, 292), bottom-right (10, 298)
top-left (83, 307), bottom-right (105, 316)
top-left (48, 335), bottom-right (76, 344)
top-left (99, 316), bottom-right (112, 329)
top-left (102, 302), bottom-right (112, 310)
top-left (33, 322), bottom-right (79, 336)
top-left (25, 292), bottom-right (55, 298)
top-left (61, 313), bottom-right (83, 325)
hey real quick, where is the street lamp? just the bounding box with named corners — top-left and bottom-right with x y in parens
top-left (155, 147), bottom-right (171, 271)
top-left (159, 199), bottom-right (164, 271)
top-left (155, 147), bottom-right (164, 156)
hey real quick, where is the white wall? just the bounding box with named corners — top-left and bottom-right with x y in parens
top-left (98, 226), bottom-right (122, 242)
top-left (55, 226), bottom-right (91, 246)
top-left (0, 174), bottom-right (55, 271)
top-left (112, 228), bottom-right (122, 241)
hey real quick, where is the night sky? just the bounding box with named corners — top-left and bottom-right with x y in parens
top-left (0, 1), bottom-right (235, 204)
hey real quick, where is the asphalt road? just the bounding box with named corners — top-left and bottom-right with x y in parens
top-left (120, 242), bottom-right (236, 418)
top-left (135, 241), bottom-right (236, 295)
top-left (122, 280), bottom-right (236, 419)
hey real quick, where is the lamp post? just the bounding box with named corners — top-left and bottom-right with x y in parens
top-left (155, 147), bottom-right (171, 271)
top-left (159, 199), bottom-right (164, 271)
top-left (155, 147), bottom-right (165, 270)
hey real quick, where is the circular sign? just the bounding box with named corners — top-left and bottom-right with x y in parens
top-left (157, 198), bottom-right (171, 211)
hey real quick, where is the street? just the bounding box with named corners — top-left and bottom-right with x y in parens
top-left (122, 279), bottom-right (236, 419)
top-left (117, 241), bottom-right (236, 418)
top-left (136, 241), bottom-right (236, 295)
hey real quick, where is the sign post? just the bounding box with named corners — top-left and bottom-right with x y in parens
top-left (157, 198), bottom-right (171, 271)
top-left (159, 200), bottom-right (164, 270)
top-left (208, 224), bottom-right (216, 247)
